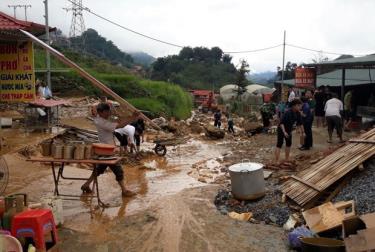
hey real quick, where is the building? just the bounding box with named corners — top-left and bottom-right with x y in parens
top-left (189, 90), bottom-right (216, 107)
top-left (0, 11), bottom-right (53, 40)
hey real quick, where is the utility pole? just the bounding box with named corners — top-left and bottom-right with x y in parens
top-left (281, 30), bottom-right (286, 86)
top-left (44, 0), bottom-right (51, 90)
top-left (23, 5), bottom-right (32, 21)
top-left (8, 5), bottom-right (32, 20)
top-left (8, 5), bottom-right (18, 18)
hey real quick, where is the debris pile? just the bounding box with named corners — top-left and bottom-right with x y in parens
top-left (334, 159), bottom-right (375, 215)
top-left (214, 185), bottom-right (291, 226)
top-left (189, 158), bottom-right (228, 184)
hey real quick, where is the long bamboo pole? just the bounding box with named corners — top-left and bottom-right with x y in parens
top-left (20, 29), bottom-right (161, 130)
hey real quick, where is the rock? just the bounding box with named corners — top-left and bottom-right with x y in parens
top-left (152, 117), bottom-right (167, 126)
top-left (206, 159), bottom-right (221, 169)
top-left (220, 167), bottom-right (228, 173)
top-left (213, 175), bottom-right (227, 184)
top-left (268, 215), bottom-right (277, 223)
top-left (218, 206), bottom-right (228, 215)
top-left (198, 177), bottom-right (207, 183)
top-left (204, 124), bottom-right (225, 139)
top-left (190, 121), bottom-right (204, 134)
top-left (243, 121), bottom-right (263, 133)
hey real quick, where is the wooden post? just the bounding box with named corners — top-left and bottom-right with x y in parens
top-left (20, 29), bottom-right (160, 130)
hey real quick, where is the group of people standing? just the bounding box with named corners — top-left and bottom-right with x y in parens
top-left (274, 85), bottom-right (351, 163)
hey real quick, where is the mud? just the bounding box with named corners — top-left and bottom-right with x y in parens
top-left (2, 105), bottom-right (361, 251)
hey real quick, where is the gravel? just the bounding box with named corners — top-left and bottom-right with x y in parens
top-left (214, 181), bottom-right (291, 226)
top-left (334, 159), bottom-right (375, 215)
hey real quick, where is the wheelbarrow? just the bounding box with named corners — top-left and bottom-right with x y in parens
top-left (153, 137), bottom-right (189, 156)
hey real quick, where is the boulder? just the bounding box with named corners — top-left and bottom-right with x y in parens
top-left (152, 117), bottom-right (167, 127)
top-left (243, 121), bottom-right (263, 133)
top-left (204, 124), bottom-right (225, 139)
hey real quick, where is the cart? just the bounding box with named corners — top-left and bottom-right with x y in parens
top-left (153, 137), bottom-right (189, 156)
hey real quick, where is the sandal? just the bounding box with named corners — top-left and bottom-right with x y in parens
top-left (81, 185), bottom-right (93, 194)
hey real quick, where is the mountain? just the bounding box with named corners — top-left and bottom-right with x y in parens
top-left (129, 52), bottom-right (156, 67)
top-left (62, 29), bottom-right (135, 68)
top-left (248, 71), bottom-right (277, 85)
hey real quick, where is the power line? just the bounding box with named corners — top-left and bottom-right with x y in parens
top-left (66, 0), bottom-right (282, 54)
top-left (66, 0), bottom-right (369, 57)
top-left (66, 0), bottom-right (184, 48)
top-left (224, 44), bottom-right (282, 54)
top-left (286, 43), bottom-right (367, 57)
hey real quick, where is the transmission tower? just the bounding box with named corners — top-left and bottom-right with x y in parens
top-left (64, 0), bottom-right (86, 37)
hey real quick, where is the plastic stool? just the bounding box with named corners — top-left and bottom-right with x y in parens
top-left (11, 209), bottom-right (58, 251)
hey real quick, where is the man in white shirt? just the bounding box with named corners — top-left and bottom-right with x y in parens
top-left (324, 93), bottom-right (344, 143)
top-left (288, 87), bottom-right (296, 103)
top-left (81, 103), bottom-right (136, 197)
top-left (114, 124), bottom-right (140, 154)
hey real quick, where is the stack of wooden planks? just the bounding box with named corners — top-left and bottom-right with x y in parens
top-left (282, 128), bottom-right (375, 207)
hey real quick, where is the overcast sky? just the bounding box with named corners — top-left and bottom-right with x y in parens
top-left (1, 0), bottom-right (374, 72)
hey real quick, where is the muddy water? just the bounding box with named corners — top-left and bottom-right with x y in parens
top-left (0, 127), bottom-right (65, 156)
top-left (12, 138), bottom-right (228, 234)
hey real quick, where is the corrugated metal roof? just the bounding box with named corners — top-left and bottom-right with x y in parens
top-left (275, 69), bottom-right (375, 87)
top-left (305, 54), bottom-right (375, 67)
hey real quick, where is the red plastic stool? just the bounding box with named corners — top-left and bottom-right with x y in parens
top-left (11, 209), bottom-right (58, 251)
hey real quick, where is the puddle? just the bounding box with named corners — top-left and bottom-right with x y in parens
top-left (0, 127), bottom-right (65, 155)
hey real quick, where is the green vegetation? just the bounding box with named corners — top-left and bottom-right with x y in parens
top-left (151, 46), bottom-right (239, 90)
top-left (69, 29), bottom-right (134, 67)
top-left (33, 47), bottom-right (192, 119)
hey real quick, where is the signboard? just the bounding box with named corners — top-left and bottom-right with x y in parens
top-left (0, 41), bottom-right (35, 102)
top-left (295, 67), bottom-right (316, 89)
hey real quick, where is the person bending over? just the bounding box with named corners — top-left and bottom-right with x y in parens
top-left (325, 93), bottom-right (344, 143)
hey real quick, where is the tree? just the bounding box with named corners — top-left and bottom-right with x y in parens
top-left (210, 47), bottom-right (223, 62)
top-left (222, 54), bottom-right (232, 64)
top-left (236, 59), bottom-right (250, 98)
top-left (151, 46), bottom-right (238, 89)
top-left (277, 61), bottom-right (298, 80)
top-left (179, 47), bottom-right (194, 60)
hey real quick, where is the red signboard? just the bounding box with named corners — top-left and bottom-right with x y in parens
top-left (295, 67), bottom-right (316, 89)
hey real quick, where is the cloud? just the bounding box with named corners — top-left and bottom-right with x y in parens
top-left (1, 0), bottom-right (374, 72)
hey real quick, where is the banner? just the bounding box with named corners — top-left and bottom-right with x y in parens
top-left (0, 41), bottom-right (35, 102)
top-left (295, 67), bottom-right (316, 89)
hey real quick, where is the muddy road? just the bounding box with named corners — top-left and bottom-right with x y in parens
top-left (3, 111), bottom-right (355, 251)
top-left (5, 134), bottom-right (288, 252)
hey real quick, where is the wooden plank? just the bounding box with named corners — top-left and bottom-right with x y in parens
top-left (27, 157), bottom-right (122, 165)
top-left (290, 175), bottom-right (321, 192)
top-left (20, 29), bottom-right (161, 130)
top-left (349, 139), bottom-right (375, 144)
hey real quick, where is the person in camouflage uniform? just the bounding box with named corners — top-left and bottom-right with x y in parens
top-left (260, 102), bottom-right (276, 129)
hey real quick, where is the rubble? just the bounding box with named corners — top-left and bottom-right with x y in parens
top-left (214, 183), bottom-right (292, 226)
top-left (334, 159), bottom-right (375, 215)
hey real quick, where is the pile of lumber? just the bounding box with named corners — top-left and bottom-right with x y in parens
top-left (282, 128), bottom-right (375, 207)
